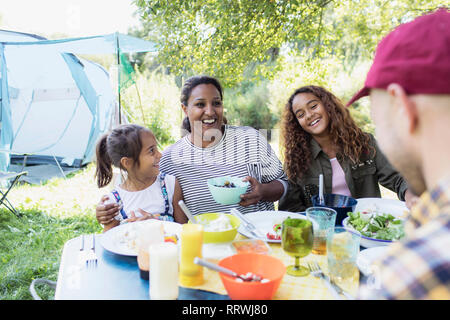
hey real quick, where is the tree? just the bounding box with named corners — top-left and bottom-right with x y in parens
top-left (133, 0), bottom-right (445, 87)
top-left (134, 0), bottom-right (332, 87)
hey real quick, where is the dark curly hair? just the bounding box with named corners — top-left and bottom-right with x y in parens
top-left (281, 85), bottom-right (375, 182)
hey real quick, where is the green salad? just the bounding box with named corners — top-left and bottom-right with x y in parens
top-left (347, 211), bottom-right (405, 241)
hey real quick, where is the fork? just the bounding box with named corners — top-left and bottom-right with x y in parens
top-left (308, 262), bottom-right (342, 300)
top-left (230, 208), bottom-right (265, 239)
top-left (87, 234), bottom-right (98, 267)
top-left (78, 234), bottom-right (86, 265)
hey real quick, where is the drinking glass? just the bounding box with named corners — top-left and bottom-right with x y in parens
top-left (306, 207), bottom-right (337, 255)
top-left (179, 223), bottom-right (204, 286)
top-left (327, 227), bottom-right (361, 292)
top-left (281, 217), bottom-right (314, 276)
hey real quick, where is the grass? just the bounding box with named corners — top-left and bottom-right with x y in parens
top-left (0, 163), bottom-right (106, 300)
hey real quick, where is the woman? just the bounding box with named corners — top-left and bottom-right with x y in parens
top-left (278, 85), bottom-right (417, 213)
top-left (96, 75), bottom-right (287, 226)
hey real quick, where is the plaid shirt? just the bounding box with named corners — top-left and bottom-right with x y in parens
top-left (359, 176), bottom-right (450, 300)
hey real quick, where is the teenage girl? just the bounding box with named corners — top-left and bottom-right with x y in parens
top-left (279, 85), bottom-right (417, 212)
top-left (95, 124), bottom-right (187, 231)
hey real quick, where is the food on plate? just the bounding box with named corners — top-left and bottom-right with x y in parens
top-left (347, 211), bottom-right (405, 241)
top-left (266, 221), bottom-right (282, 240)
top-left (214, 180), bottom-right (237, 188)
top-left (198, 213), bottom-right (233, 232)
top-left (114, 223), bottom-right (178, 253)
top-left (232, 239), bottom-right (270, 254)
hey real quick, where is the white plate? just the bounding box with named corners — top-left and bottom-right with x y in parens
top-left (236, 210), bottom-right (308, 243)
top-left (357, 246), bottom-right (388, 276)
top-left (100, 220), bottom-right (182, 256)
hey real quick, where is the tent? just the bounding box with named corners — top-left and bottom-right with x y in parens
top-left (0, 31), bottom-right (158, 175)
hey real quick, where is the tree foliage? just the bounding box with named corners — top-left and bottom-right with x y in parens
top-left (133, 0), bottom-right (445, 87)
top-left (134, 0), bottom-right (332, 86)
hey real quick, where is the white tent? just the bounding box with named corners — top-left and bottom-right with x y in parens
top-left (0, 31), bottom-right (157, 172)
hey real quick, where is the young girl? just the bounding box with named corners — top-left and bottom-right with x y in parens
top-left (278, 85), bottom-right (417, 212)
top-left (95, 124), bottom-right (187, 231)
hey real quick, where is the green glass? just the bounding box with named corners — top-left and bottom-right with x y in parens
top-left (281, 217), bottom-right (314, 276)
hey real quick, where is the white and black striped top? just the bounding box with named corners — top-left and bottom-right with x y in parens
top-left (160, 125), bottom-right (288, 215)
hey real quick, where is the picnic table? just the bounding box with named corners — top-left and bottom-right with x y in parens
top-left (55, 234), bottom-right (361, 300)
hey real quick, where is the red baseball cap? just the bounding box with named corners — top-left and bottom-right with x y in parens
top-left (347, 8), bottom-right (450, 106)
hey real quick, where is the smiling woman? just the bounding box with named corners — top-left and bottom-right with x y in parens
top-left (158, 75), bottom-right (288, 215)
top-left (279, 85), bottom-right (416, 213)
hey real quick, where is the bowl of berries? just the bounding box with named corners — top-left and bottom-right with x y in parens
top-left (207, 176), bottom-right (250, 205)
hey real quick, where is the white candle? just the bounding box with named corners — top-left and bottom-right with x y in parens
top-left (149, 242), bottom-right (179, 300)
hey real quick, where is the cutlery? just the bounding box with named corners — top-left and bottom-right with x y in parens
top-left (178, 200), bottom-right (198, 224)
top-left (330, 278), bottom-right (356, 300)
top-left (87, 234), bottom-right (98, 267)
top-left (308, 262), bottom-right (342, 300)
top-left (194, 257), bottom-right (262, 282)
top-left (230, 208), bottom-right (265, 239)
top-left (319, 174), bottom-right (324, 205)
top-left (78, 234), bottom-right (86, 265)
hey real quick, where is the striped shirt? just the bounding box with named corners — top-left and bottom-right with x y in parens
top-left (160, 125), bottom-right (288, 215)
top-left (358, 175), bottom-right (450, 300)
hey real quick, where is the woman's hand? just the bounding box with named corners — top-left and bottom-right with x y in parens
top-left (239, 176), bottom-right (264, 207)
top-left (96, 195), bottom-right (120, 225)
top-left (239, 177), bottom-right (285, 207)
top-left (404, 189), bottom-right (420, 209)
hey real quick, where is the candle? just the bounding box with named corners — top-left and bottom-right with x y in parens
top-left (179, 223), bottom-right (204, 286)
top-left (149, 242), bottom-right (179, 300)
top-left (136, 220), bottom-right (164, 279)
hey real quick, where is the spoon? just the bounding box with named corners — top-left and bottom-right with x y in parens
top-left (194, 257), bottom-right (262, 282)
top-left (319, 174), bottom-right (325, 205)
top-left (178, 200), bottom-right (198, 224)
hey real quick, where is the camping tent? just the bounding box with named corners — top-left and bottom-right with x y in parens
top-left (0, 31), bottom-right (158, 173)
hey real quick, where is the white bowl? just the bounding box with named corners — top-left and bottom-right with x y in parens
top-left (343, 198), bottom-right (409, 248)
top-left (342, 217), bottom-right (396, 248)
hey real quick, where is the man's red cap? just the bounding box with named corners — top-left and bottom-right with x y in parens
top-left (347, 8), bottom-right (450, 106)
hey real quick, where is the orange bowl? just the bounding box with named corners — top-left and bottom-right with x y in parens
top-left (218, 253), bottom-right (285, 300)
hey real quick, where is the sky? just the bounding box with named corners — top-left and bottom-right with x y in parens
top-left (0, 0), bottom-right (142, 38)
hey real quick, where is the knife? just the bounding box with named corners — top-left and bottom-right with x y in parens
top-left (230, 208), bottom-right (265, 239)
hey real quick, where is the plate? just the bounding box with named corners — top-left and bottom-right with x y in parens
top-left (357, 246), bottom-right (388, 276)
top-left (100, 220), bottom-right (182, 256)
top-left (236, 210), bottom-right (308, 243)
top-left (355, 198), bottom-right (409, 218)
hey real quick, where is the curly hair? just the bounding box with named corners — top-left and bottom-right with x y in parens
top-left (281, 85), bottom-right (375, 182)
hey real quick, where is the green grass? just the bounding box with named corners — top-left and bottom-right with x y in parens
top-left (0, 163), bottom-right (107, 300)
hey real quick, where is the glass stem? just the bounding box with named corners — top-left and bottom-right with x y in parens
top-left (295, 256), bottom-right (300, 270)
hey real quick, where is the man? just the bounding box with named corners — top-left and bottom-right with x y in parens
top-left (347, 8), bottom-right (450, 299)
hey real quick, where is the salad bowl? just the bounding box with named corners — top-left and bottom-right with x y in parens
top-left (342, 198), bottom-right (408, 248)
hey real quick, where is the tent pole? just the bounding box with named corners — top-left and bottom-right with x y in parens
top-left (116, 32), bottom-right (122, 125)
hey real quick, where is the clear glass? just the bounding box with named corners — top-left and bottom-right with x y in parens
top-left (179, 224), bottom-right (204, 286)
top-left (281, 217), bottom-right (313, 276)
top-left (306, 207), bottom-right (337, 255)
top-left (327, 227), bottom-right (361, 292)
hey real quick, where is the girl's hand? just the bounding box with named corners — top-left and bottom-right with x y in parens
top-left (96, 195), bottom-right (120, 225)
top-left (239, 176), bottom-right (263, 207)
top-left (125, 209), bottom-right (158, 223)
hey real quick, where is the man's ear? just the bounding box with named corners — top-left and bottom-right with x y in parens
top-left (387, 83), bottom-right (418, 134)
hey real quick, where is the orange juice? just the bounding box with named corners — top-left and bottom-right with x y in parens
top-left (180, 224), bottom-right (204, 286)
